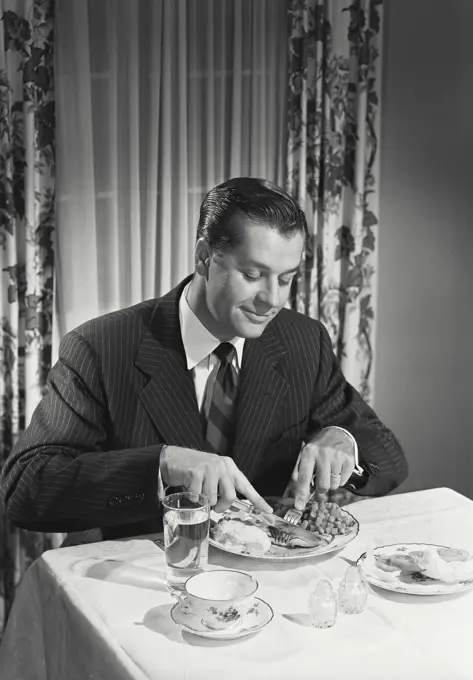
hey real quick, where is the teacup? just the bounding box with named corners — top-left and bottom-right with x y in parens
top-left (179, 569), bottom-right (259, 630)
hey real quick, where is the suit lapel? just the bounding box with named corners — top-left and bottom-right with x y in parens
top-left (232, 327), bottom-right (288, 480)
top-left (135, 278), bottom-right (289, 478)
top-left (134, 276), bottom-right (206, 451)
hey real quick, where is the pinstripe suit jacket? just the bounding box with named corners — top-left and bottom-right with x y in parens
top-left (0, 275), bottom-right (407, 540)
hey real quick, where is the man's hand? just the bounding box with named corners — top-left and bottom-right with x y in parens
top-left (288, 429), bottom-right (356, 511)
top-left (160, 445), bottom-right (273, 515)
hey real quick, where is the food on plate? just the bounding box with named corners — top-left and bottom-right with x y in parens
top-left (210, 497), bottom-right (358, 556)
top-left (274, 499), bottom-right (356, 537)
top-left (374, 557), bottom-right (399, 573)
top-left (436, 547), bottom-right (470, 563)
top-left (210, 517), bottom-right (272, 556)
top-left (375, 554), bottom-right (419, 573)
top-left (374, 546), bottom-right (473, 584)
top-left (267, 524), bottom-right (325, 549)
top-left (412, 546), bottom-right (473, 583)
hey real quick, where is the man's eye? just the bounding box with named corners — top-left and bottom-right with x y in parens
top-left (280, 274), bottom-right (297, 286)
top-left (243, 272), bottom-right (261, 282)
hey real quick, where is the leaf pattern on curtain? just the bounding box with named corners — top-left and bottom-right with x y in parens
top-left (286, 0), bottom-right (383, 403)
top-left (0, 0), bottom-right (56, 632)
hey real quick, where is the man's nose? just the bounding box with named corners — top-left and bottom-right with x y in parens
top-left (257, 280), bottom-right (280, 309)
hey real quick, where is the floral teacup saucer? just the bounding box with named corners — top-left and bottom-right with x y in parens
top-left (171, 597), bottom-right (274, 640)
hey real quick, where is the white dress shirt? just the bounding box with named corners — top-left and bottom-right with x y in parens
top-left (179, 283), bottom-right (245, 418)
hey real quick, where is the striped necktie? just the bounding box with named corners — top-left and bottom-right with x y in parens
top-left (205, 342), bottom-right (238, 456)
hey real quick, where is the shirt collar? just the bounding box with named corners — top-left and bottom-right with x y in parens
top-left (179, 281), bottom-right (245, 370)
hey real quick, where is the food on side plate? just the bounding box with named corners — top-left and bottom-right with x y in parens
top-left (374, 557), bottom-right (399, 573)
top-left (413, 546), bottom-right (473, 583)
top-left (374, 546), bottom-right (473, 584)
top-left (210, 517), bottom-right (272, 556)
top-left (273, 499), bottom-right (356, 537)
top-left (436, 547), bottom-right (470, 563)
top-left (376, 554), bottom-right (419, 573)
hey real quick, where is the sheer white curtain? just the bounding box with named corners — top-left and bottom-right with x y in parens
top-left (54, 0), bottom-right (288, 351)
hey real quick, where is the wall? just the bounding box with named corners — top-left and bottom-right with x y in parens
top-left (375, 0), bottom-right (473, 498)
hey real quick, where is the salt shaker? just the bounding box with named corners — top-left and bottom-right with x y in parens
top-left (308, 578), bottom-right (337, 628)
top-left (338, 565), bottom-right (368, 615)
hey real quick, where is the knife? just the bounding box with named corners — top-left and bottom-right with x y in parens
top-left (229, 498), bottom-right (321, 544)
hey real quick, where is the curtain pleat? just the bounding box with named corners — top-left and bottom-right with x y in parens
top-left (55, 0), bottom-right (288, 346)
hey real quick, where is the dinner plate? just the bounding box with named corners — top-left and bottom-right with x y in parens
top-left (209, 497), bottom-right (359, 561)
top-left (171, 596), bottom-right (274, 639)
top-left (358, 543), bottom-right (473, 595)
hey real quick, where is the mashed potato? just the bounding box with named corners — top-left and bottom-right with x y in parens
top-left (212, 518), bottom-right (272, 555)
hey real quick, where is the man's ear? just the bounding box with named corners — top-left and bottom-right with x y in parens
top-left (194, 238), bottom-right (212, 278)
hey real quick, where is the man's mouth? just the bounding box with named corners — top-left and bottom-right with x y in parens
top-left (241, 307), bottom-right (273, 323)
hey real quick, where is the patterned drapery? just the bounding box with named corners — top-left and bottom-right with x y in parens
top-left (286, 0), bottom-right (383, 402)
top-left (0, 0), bottom-right (57, 631)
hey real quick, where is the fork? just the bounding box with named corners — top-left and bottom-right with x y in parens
top-left (230, 496), bottom-right (313, 527)
top-left (283, 506), bottom-right (304, 525)
top-left (282, 490), bottom-right (317, 525)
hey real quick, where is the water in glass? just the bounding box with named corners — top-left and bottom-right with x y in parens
top-left (162, 492), bottom-right (210, 595)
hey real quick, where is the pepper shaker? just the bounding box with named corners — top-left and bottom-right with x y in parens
top-left (338, 565), bottom-right (368, 615)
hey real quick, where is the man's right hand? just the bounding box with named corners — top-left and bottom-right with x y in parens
top-left (160, 445), bottom-right (273, 515)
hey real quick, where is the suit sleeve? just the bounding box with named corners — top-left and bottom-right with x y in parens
top-left (0, 330), bottom-right (163, 532)
top-left (306, 323), bottom-right (408, 496)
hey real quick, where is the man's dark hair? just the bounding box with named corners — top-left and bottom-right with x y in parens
top-left (196, 177), bottom-right (308, 255)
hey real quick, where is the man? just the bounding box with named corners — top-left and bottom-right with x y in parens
top-left (0, 178), bottom-right (407, 541)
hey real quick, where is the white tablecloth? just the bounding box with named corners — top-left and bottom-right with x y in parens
top-left (1, 487), bottom-right (473, 680)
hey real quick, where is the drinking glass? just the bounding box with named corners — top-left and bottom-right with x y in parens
top-left (162, 492), bottom-right (210, 595)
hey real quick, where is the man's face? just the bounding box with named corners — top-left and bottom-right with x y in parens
top-left (202, 216), bottom-right (305, 340)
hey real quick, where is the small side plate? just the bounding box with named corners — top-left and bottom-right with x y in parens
top-left (170, 596), bottom-right (274, 639)
top-left (358, 543), bottom-right (473, 595)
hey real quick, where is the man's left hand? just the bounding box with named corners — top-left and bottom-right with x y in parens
top-left (289, 429), bottom-right (356, 511)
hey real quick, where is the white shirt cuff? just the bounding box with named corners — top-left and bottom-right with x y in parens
top-left (322, 426), bottom-right (364, 475)
top-left (157, 445), bottom-right (168, 501)
top-left (157, 469), bottom-right (166, 501)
